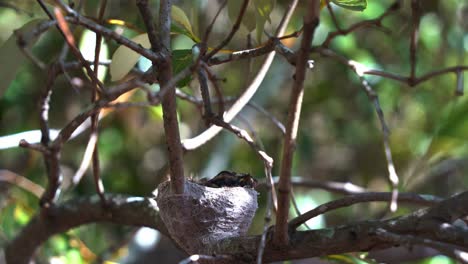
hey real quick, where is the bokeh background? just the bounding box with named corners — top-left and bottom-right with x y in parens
top-left (0, 0), bottom-right (467, 263)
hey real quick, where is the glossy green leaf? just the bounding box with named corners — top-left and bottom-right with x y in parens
top-left (0, 19), bottom-right (46, 98)
top-left (331, 0), bottom-right (367, 11)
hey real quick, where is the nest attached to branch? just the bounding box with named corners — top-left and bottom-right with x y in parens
top-left (156, 180), bottom-right (258, 254)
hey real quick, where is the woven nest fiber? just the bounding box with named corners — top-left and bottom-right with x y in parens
top-left (156, 180), bottom-right (258, 254)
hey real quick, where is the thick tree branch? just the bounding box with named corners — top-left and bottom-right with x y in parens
top-left (409, 0), bottom-right (421, 84)
top-left (274, 0), bottom-right (320, 246)
top-left (5, 191), bottom-right (467, 264)
top-left (5, 194), bottom-right (166, 264)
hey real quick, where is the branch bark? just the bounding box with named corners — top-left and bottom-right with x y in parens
top-left (136, 0), bottom-right (185, 194)
top-left (5, 194), bottom-right (166, 264)
top-left (5, 191), bottom-right (467, 264)
top-left (274, 0), bottom-right (320, 246)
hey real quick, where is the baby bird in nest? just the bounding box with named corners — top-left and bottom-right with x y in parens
top-left (199, 171), bottom-right (258, 189)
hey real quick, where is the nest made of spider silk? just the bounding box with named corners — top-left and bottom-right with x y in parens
top-left (155, 180), bottom-right (258, 254)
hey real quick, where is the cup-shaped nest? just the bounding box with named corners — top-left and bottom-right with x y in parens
top-left (156, 180), bottom-right (258, 254)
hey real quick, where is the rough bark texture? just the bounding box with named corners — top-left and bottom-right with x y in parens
top-left (4, 191), bottom-right (467, 263)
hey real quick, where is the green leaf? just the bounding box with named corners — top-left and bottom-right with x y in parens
top-left (171, 5), bottom-right (199, 42)
top-left (253, 0), bottom-right (275, 24)
top-left (150, 105), bottom-right (164, 120)
top-left (0, 19), bottom-right (46, 98)
top-left (172, 49), bottom-right (193, 87)
top-left (253, 0), bottom-right (275, 42)
top-left (331, 0), bottom-right (367, 11)
top-left (109, 33), bottom-right (150, 81)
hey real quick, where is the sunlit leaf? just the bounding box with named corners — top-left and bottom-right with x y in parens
top-left (421, 255), bottom-right (455, 264)
top-left (78, 29), bottom-right (109, 82)
top-left (109, 33), bottom-right (150, 81)
top-left (65, 249), bottom-right (83, 264)
top-left (150, 105), bottom-right (164, 120)
top-left (13, 205), bottom-right (31, 225)
top-left (0, 19), bottom-right (46, 98)
top-left (50, 235), bottom-right (68, 252)
top-left (331, 0), bottom-right (367, 11)
top-left (171, 5), bottom-right (199, 42)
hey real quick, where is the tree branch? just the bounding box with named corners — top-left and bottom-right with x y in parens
top-left (5, 194), bottom-right (166, 264)
top-left (274, 0), bottom-right (320, 246)
top-left (5, 191), bottom-right (467, 264)
top-left (288, 192), bottom-right (442, 230)
top-left (136, 0), bottom-right (185, 194)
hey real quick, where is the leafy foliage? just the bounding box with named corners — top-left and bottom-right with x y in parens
top-left (0, 0), bottom-right (466, 263)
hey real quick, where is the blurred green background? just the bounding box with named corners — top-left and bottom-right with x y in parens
top-left (0, 0), bottom-right (467, 263)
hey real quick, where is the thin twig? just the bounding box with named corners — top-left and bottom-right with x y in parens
top-left (236, 114), bottom-right (278, 211)
top-left (182, 9), bottom-right (295, 151)
top-left (315, 48), bottom-right (468, 87)
top-left (175, 90), bottom-right (286, 134)
top-left (288, 192), bottom-right (442, 230)
top-left (91, 0), bottom-right (108, 204)
top-left (322, 1), bottom-right (400, 48)
top-left (290, 190), bottom-right (311, 229)
top-left (0, 170), bottom-right (45, 198)
top-left (72, 132), bottom-right (98, 186)
top-left (256, 176), bottom-right (367, 195)
top-left (325, 0), bottom-right (342, 33)
top-left (51, 5), bottom-right (105, 95)
top-left (203, 64), bottom-right (226, 118)
top-left (205, 0), bottom-right (249, 59)
top-left (208, 117), bottom-right (274, 167)
top-left (409, 0), bottom-right (421, 84)
top-left (197, 67), bottom-right (214, 124)
top-left (202, 0), bottom-right (227, 46)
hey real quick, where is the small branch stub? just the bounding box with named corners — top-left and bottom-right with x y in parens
top-left (155, 180), bottom-right (258, 255)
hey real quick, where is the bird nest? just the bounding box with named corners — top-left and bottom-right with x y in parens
top-left (155, 180), bottom-right (258, 254)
